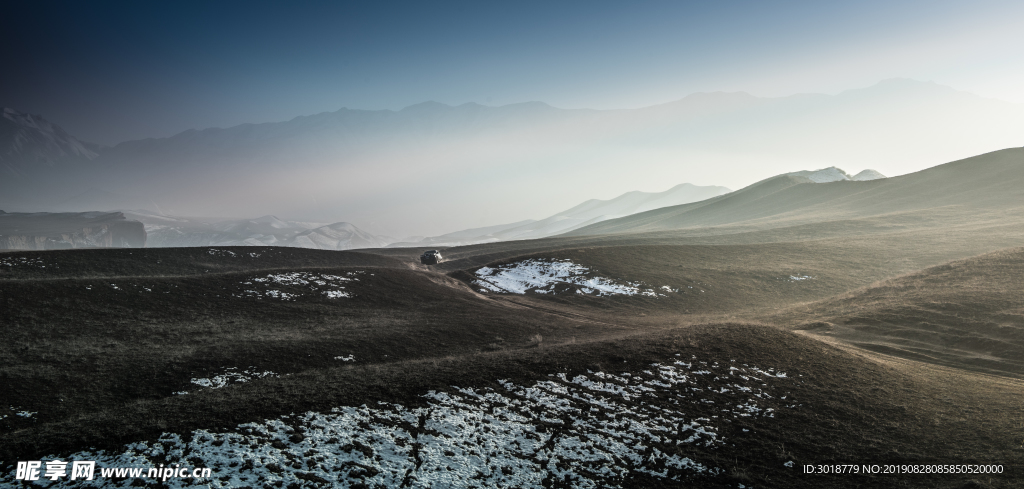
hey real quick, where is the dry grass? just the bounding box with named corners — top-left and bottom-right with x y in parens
top-left (3, 236), bottom-right (1024, 487)
top-left (3, 323), bottom-right (1021, 488)
top-left (773, 247), bottom-right (1024, 376)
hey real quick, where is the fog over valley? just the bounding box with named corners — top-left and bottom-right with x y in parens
top-left (3, 79), bottom-right (1022, 239)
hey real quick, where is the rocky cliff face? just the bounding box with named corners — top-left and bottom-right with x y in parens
top-left (0, 211), bottom-right (146, 250)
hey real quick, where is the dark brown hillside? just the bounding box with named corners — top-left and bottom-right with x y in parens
top-left (2, 324), bottom-right (1021, 488)
top-left (0, 246), bottom-right (403, 280)
top-left (2, 242), bottom-right (1023, 487)
top-left (0, 262), bottom-right (615, 436)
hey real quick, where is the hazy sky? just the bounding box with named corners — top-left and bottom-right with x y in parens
top-left (4, 0), bottom-right (1024, 146)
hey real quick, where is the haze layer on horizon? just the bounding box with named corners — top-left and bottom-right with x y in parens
top-left (4, 0), bottom-right (1023, 146)
top-left (4, 0), bottom-right (1024, 238)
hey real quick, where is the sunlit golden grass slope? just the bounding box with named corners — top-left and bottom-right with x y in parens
top-left (773, 246), bottom-right (1024, 377)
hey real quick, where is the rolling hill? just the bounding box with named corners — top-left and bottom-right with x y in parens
top-left (565, 147), bottom-right (1024, 237)
top-left (389, 182), bottom-right (732, 247)
top-left (776, 246), bottom-right (1024, 377)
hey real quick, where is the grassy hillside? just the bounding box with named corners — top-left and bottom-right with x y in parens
top-left (564, 147), bottom-right (1024, 236)
top-left (2, 321), bottom-right (1020, 488)
top-left (0, 246), bottom-right (403, 280)
top-left (2, 245), bottom-right (1022, 487)
top-left (774, 247), bottom-right (1024, 377)
top-left (1, 250), bottom-right (613, 444)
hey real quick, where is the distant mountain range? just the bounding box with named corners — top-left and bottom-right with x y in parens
top-left (123, 162), bottom-right (891, 250)
top-left (388, 183), bottom-right (732, 247)
top-left (19, 145), bottom-right (1024, 253)
top-left (123, 181), bottom-right (733, 249)
top-left (0, 157), bottom-right (929, 251)
top-left (787, 167), bottom-right (885, 183)
top-left (1, 108), bottom-right (101, 176)
top-left (564, 148), bottom-right (1021, 237)
top-left (124, 212), bottom-right (390, 250)
top-left (2, 79), bottom-right (1021, 237)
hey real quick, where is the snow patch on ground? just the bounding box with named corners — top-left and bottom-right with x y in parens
top-left (207, 248), bottom-right (263, 258)
top-left (3, 406), bottom-right (36, 420)
top-left (17, 357), bottom-right (795, 488)
top-left (0, 256), bottom-right (46, 267)
top-left (473, 259), bottom-right (672, 297)
top-left (234, 271), bottom-right (361, 300)
top-left (98, 282), bottom-right (174, 294)
top-left (175, 367), bottom-right (279, 395)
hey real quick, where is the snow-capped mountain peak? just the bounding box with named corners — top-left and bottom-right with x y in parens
top-left (788, 167), bottom-right (886, 183)
top-left (851, 169), bottom-right (886, 181)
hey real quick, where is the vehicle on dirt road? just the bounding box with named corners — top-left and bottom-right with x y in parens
top-left (420, 249), bottom-right (442, 265)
